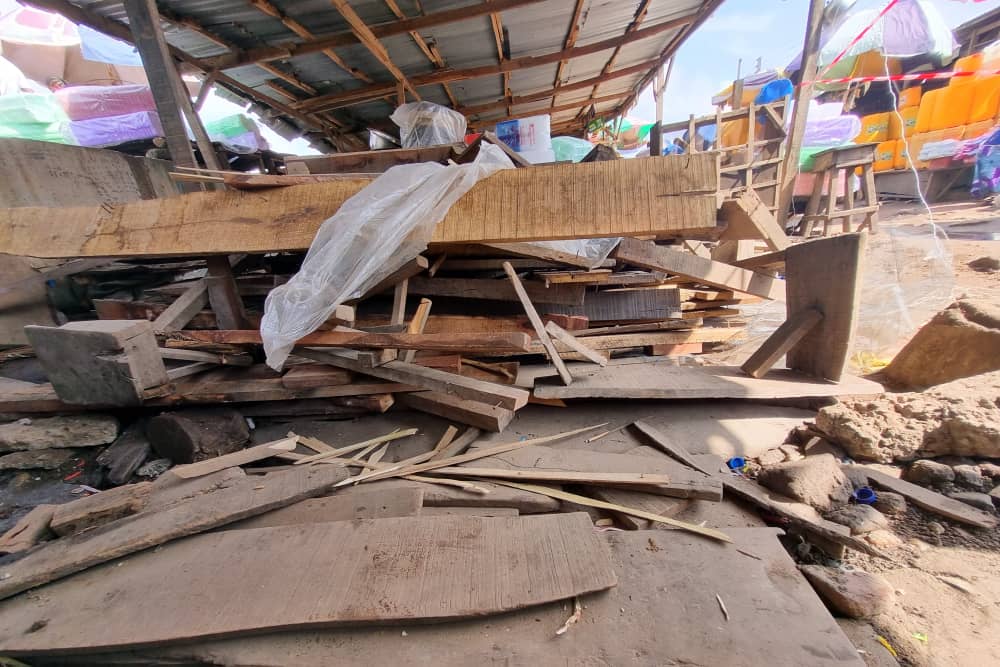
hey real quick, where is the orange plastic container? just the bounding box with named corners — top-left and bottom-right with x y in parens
top-left (968, 75), bottom-right (1000, 124)
top-left (951, 53), bottom-right (984, 85)
top-left (963, 120), bottom-right (996, 140)
top-left (898, 86), bottom-right (921, 109)
top-left (930, 84), bottom-right (974, 130)
top-left (888, 107), bottom-right (919, 139)
top-left (915, 88), bottom-right (942, 133)
top-left (900, 134), bottom-right (929, 170)
top-left (873, 140), bottom-right (897, 172)
top-left (855, 112), bottom-right (890, 143)
top-left (893, 139), bottom-right (910, 170)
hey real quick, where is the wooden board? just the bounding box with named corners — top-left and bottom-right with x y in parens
top-left (719, 189), bottom-right (790, 251)
top-left (222, 486), bottom-right (424, 530)
top-left (177, 329), bottom-right (533, 353)
top-left (114, 529), bottom-right (862, 667)
top-left (0, 514), bottom-right (617, 654)
top-left (614, 238), bottom-right (786, 301)
top-left (853, 466), bottom-right (999, 529)
top-left (0, 465), bottom-right (349, 601)
top-left (784, 233), bottom-right (866, 381)
top-left (396, 390), bottom-right (514, 432)
top-left (0, 155), bottom-right (720, 258)
top-left (407, 276), bottom-right (586, 305)
top-left (453, 445), bottom-right (721, 500)
top-left (532, 358), bottom-right (883, 400)
top-left (496, 328), bottom-right (743, 358)
top-left (280, 364), bottom-right (354, 389)
top-left (284, 144), bottom-right (461, 174)
top-left (503, 261), bottom-right (572, 385)
top-left (355, 314), bottom-right (588, 336)
top-left (741, 308), bottom-right (823, 378)
top-left (360, 478), bottom-right (560, 513)
top-left (586, 446), bottom-right (692, 529)
top-left (541, 286), bottom-right (682, 321)
top-left (168, 437), bottom-right (299, 479)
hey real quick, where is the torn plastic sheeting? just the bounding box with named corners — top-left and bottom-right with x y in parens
top-left (390, 101), bottom-right (467, 149)
top-left (260, 143), bottom-right (515, 370)
top-left (491, 238), bottom-right (622, 270)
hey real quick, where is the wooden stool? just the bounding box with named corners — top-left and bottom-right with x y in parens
top-left (798, 144), bottom-right (879, 237)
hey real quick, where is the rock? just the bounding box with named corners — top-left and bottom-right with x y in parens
top-left (779, 444), bottom-right (804, 462)
top-left (147, 409), bottom-right (250, 464)
top-left (947, 491), bottom-right (997, 513)
top-left (96, 423), bottom-right (152, 486)
top-left (803, 436), bottom-right (846, 460)
top-left (905, 459), bottom-right (955, 486)
top-left (873, 491), bottom-right (907, 516)
top-left (756, 448), bottom-right (785, 466)
top-left (843, 466), bottom-right (872, 490)
top-left (991, 486), bottom-right (1000, 507)
top-left (801, 565), bottom-right (895, 619)
top-left (827, 505), bottom-right (890, 535)
top-left (0, 448), bottom-right (78, 471)
top-left (137, 458), bottom-right (171, 478)
top-left (864, 529), bottom-right (904, 551)
top-left (883, 300), bottom-right (1000, 390)
top-left (979, 462), bottom-right (1000, 479)
top-left (815, 371), bottom-right (1000, 462)
top-left (0, 415), bottom-right (118, 453)
top-left (952, 464), bottom-right (989, 491)
top-left (926, 521), bottom-right (946, 537)
top-left (756, 454), bottom-right (854, 511)
top-left (968, 256), bottom-right (1000, 272)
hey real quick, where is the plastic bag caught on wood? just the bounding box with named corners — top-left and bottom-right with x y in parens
top-left (493, 238), bottom-right (622, 270)
top-left (390, 101), bottom-right (467, 148)
top-left (261, 143), bottom-right (515, 369)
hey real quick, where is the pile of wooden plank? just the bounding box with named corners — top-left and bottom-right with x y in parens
top-left (0, 420), bottom-right (867, 664)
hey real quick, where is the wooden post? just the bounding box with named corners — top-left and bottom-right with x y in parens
top-left (205, 256), bottom-right (249, 330)
top-left (777, 0), bottom-right (825, 225)
top-left (122, 0), bottom-right (222, 172)
top-left (649, 63), bottom-right (665, 157)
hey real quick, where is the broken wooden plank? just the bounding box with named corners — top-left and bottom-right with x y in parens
top-left (542, 286), bottom-right (682, 321)
top-left (719, 189), bottom-right (790, 251)
top-left (407, 276), bottom-right (586, 305)
top-left (160, 348), bottom-right (253, 366)
top-left (401, 297), bottom-right (432, 364)
top-left (280, 364), bottom-right (354, 389)
top-left (222, 486), bottom-right (424, 530)
top-left (151, 279), bottom-right (208, 332)
top-left (585, 446), bottom-right (691, 529)
top-left (784, 233), bottom-right (866, 382)
top-left (49, 484), bottom-right (152, 537)
top-left (741, 308), bottom-right (824, 378)
top-left (177, 330), bottom-right (533, 353)
top-left (297, 348), bottom-right (529, 411)
top-left (431, 427), bottom-right (482, 460)
top-left (396, 391), bottom-right (514, 432)
top-left (613, 237), bottom-right (786, 301)
top-left (0, 514), bottom-right (617, 654)
top-left (503, 261), bottom-right (572, 385)
top-left (295, 429), bottom-right (417, 465)
top-left (544, 321), bottom-right (607, 366)
top-left (0, 465), bottom-right (350, 601)
top-left (0, 155), bottom-right (720, 258)
top-left (853, 466), bottom-right (998, 529)
top-left (532, 359), bottom-right (883, 400)
top-left (169, 437), bottom-right (299, 479)
top-left (453, 445), bottom-right (721, 501)
top-left (0, 505), bottom-right (56, 555)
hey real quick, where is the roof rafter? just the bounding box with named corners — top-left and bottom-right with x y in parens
top-left (296, 14), bottom-right (697, 113)
top-left (551, 0), bottom-right (587, 107)
top-left (382, 0), bottom-right (458, 107)
top-left (468, 92), bottom-right (622, 129)
top-left (329, 0), bottom-right (420, 101)
top-left (488, 8), bottom-right (511, 116)
top-left (578, 0), bottom-right (652, 111)
top-left (204, 0), bottom-right (549, 71)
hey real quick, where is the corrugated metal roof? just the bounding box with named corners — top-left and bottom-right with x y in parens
top-left (58, 0), bottom-right (721, 148)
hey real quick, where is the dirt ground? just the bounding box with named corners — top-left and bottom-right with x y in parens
top-left (836, 200), bottom-right (1000, 667)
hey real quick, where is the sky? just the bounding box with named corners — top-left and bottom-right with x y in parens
top-left (630, 0), bottom-right (997, 124)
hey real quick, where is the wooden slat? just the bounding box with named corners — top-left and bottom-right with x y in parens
top-left (151, 280), bottom-right (208, 332)
top-left (719, 189), bottom-right (790, 251)
top-left (542, 286), bottom-right (681, 321)
top-left (178, 330), bottom-right (531, 353)
top-left (741, 308), bottom-right (823, 378)
top-left (407, 277), bottom-right (586, 305)
top-left (0, 156), bottom-right (720, 258)
top-left (852, 466), bottom-right (998, 529)
top-left (544, 321), bottom-right (607, 366)
top-left (168, 437), bottom-right (299, 479)
top-left (0, 514), bottom-right (616, 653)
top-left (503, 262), bottom-right (572, 385)
top-left (614, 238), bottom-right (785, 301)
top-left (396, 391), bottom-right (514, 432)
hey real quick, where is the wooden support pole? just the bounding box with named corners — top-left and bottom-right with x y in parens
top-left (777, 0), bottom-right (825, 224)
top-left (205, 256), bottom-right (249, 330)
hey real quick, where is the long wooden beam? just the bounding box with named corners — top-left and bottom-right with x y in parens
top-left (329, 0), bottom-right (420, 100)
top-left (0, 155), bottom-right (720, 258)
top-left (552, 0), bottom-right (587, 104)
top-left (177, 330), bottom-right (532, 353)
top-left (586, 0), bottom-right (652, 105)
top-left (468, 93), bottom-right (623, 128)
top-left (297, 15), bottom-right (696, 112)
top-left (204, 0), bottom-right (550, 70)
top-left (382, 0), bottom-right (458, 106)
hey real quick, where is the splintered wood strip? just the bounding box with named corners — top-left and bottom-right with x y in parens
top-left (335, 424), bottom-right (608, 487)
top-left (295, 429), bottom-right (418, 465)
top-left (0, 155), bottom-right (719, 258)
top-left (0, 505), bottom-right (56, 555)
top-left (293, 434), bottom-right (336, 453)
top-left (401, 298), bottom-right (433, 363)
top-left (503, 262), bottom-right (572, 385)
top-left (0, 465), bottom-right (351, 601)
top-left (432, 425), bottom-right (459, 455)
top-left (431, 427), bottom-right (483, 461)
top-left (490, 481), bottom-right (732, 543)
top-left (168, 437), bottom-right (300, 479)
top-left (0, 514), bottom-right (617, 654)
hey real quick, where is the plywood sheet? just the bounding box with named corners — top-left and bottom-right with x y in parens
top-left (532, 358), bottom-right (883, 400)
top-left (0, 514), bottom-right (617, 654)
top-left (100, 529), bottom-right (862, 667)
top-left (0, 155), bottom-right (719, 258)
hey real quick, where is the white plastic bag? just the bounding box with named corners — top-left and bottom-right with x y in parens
top-left (390, 101), bottom-right (467, 148)
top-left (261, 143), bottom-right (514, 369)
top-left (492, 238), bottom-right (621, 270)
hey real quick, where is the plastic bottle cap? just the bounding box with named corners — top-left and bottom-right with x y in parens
top-left (726, 457), bottom-right (746, 470)
top-left (853, 487), bottom-right (877, 505)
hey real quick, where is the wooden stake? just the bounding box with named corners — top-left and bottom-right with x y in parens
top-left (503, 262), bottom-right (572, 385)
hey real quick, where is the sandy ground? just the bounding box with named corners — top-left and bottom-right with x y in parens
top-left (837, 200), bottom-right (1000, 667)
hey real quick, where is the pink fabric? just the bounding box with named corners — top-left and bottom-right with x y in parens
top-left (54, 84), bottom-right (155, 121)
